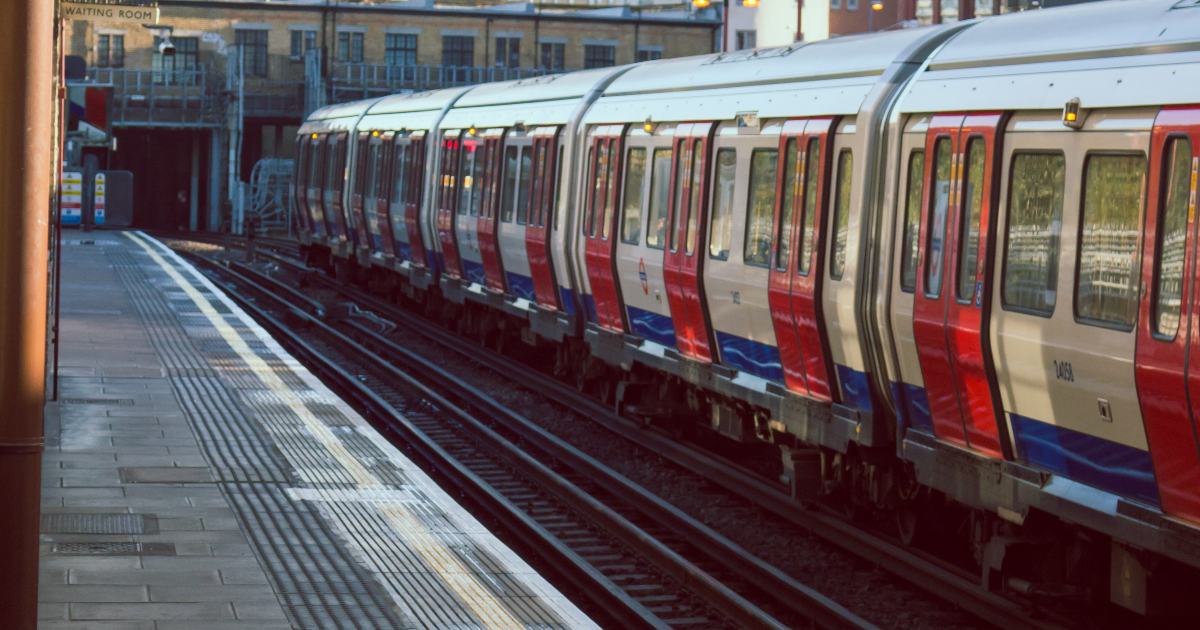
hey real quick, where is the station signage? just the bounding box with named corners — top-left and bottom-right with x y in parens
top-left (61, 0), bottom-right (159, 24)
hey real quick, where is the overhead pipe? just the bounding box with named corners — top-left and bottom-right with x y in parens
top-left (0, 0), bottom-right (54, 627)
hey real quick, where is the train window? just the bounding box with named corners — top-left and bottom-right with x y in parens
top-left (924, 138), bottom-right (952, 296)
top-left (744, 148), bottom-right (779, 267)
top-left (799, 138), bottom-right (821, 275)
top-left (1154, 137), bottom-right (1193, 338)
top-left (589, 143), bottom-right (613, 238)
top-left (554, 146), bottom-right (564, 229)
top-left (517, 147), bottom-right (533, 226)
top-left (390, 144), bottom-right (407, 208)
top-left (1076, 152), bottom-right (1146, 329)
top-left (364, 144), bottom-right (380, 224)
top-left (582, 146), bottom-right (595, 235)
top-left (602, 143), bottom-right (620, 239)
top-left (776, 138), bottom-right (799, 271)
top-left (323, 138), bottom-right (340, 200)
top-left (709, 148), bottom-right (736, 260)
top-left (533, 142), bottom-right (548, 227)
top-left (620, 148), bottom-right (647, 245)
top-left (1002, 152), bottom-right (1065, 315)
top-left (670, 142), bottom-right (687, 252)
top-left (685, 142), bottom-right (704, 255)
top-left (307, 139), bottom-right (323, 198)
top-left (501, 146), bottom-right (518, 223)
top-left (645, 148), bottom-right (672, 250)
top-left (899, 150), bottom-right (925, 292)
top-left (956, 138), bottom-right (987, 302)
top-left (830, 149), bottom-right (854, 280)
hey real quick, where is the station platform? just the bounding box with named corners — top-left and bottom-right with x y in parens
top-left (39, 231), bottom-right (596, 630)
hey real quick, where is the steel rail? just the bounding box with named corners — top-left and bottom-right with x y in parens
top-left (185, 252), bottom-right (819, 630)
top-left (291, 260), bottom-right (1052, 630)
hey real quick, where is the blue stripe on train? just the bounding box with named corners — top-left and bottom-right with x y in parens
top-left (891, 381), bottom-right (934, 435)
top-left (836, 364), bottom-right (874, 416)
top-left (1010, 413), bottom-right (1160, 507)
top-left (462, 259), bottom-right (486, 285)
top-left (626, 306), bottom-right (677, 349)
top-left (583, 293), bottom-right (597, 323)
top-left (393, 241), bottom-right (412, 263)
top-left (559, 287), bottom-right (577, 317)
top-left (715, 331), bottom-right (783, 383)
top-left (506, 272), bottom-right (535, 301)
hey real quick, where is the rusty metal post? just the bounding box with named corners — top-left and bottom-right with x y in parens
top-left (0, 0), bottom-right (54, 627)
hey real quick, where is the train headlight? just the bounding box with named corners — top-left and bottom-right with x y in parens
top-left (1063, 97), bottom-right (1084, 129)
top-left (643, 118), bottom-right (654, 134)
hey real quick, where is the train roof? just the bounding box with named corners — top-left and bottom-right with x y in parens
top-left (306, 97), bottom-right (381, 122)
top-left (367, 86), bottom-right (473, 116)
top-left (439, 67), bottom-right (627, 129)
top-left (902, 0), bottom-right (1200, 113)
top-left (583, 26), bottom-right (948, 124)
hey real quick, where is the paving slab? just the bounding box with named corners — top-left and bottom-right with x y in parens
top-left (39, 232), bottom-right (596, 629)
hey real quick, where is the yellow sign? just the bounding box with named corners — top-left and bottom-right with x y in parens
top-left (61, 1), bottom-right (159, 24)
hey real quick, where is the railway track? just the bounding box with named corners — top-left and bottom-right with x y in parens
top-left (181, 247), bottom-right (869, 630)
top-left (234, 240), bottom-right (1060, 629)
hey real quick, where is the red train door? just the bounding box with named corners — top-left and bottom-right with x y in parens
top-left (663, 122), bottom-right (716, 362)
top-left (582, 126), bottom-right (626, 330)
top-left (913, 112), bottom-right (1008, 458)
top-left (437, 132), bottom-right (464, 278)
top-left (1136, 106), bottom-right (1200, 522)
top-left (526, 129), bottom-right (561, 309)
top-left (478, 134), bottom-right (506, 292)
top-left (767, 118), bottom-right (836, 401)
top-left (405, 134), bottom-right (427, 267)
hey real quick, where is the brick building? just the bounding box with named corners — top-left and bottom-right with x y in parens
top-left (64, 0), bottom-right (718, 231)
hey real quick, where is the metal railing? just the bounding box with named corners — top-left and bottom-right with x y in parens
top-left (330, 63), bottom-right (555, 102)
top-left (242, 80), bottom-right (305, 118)
top-left (87, 67), bottom-right (221, 126)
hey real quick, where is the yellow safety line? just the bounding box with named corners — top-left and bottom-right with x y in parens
top-left (124, 232), bottom-right (526, 630)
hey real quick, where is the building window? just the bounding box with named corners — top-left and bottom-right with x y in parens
top-left (97, 34), bottom-right (124, 68)
top-left (386, 33), bottom-right (417, 66)
top-left (495, 36), bottom-right (520, 68)
top-left (832, 0), bottom-right (841, 8)
top-left (735, 30), bottom-right (756, 50)
top-left (235, 29), bottom-right (269, 78)
top-left (539, 42), bottom-right (565, 71)
top-left (636, 47), bottom-right (662, 62)
top-left (338, 31), bottom-right (364, 63)
top-left (154, 36), bottom-right (199, 84)
top-left (584, 44), bottom-right (616, 69)
top-left (443, 35), bottom-right (474, 83)
top-left (290, 30), bottom-right (317, 60)
top-left (848, 0), bottom-right (860, 9)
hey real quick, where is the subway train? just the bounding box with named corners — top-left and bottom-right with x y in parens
top-left (294, 0), bottom-right (1200, 616)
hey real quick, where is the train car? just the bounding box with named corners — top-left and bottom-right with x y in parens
top-left (424, 68), bottom-right (630, 344)
top-left (877, 0), bottom-right (1200, 613)
top-left (294, 0), bottom-right (1200, 616)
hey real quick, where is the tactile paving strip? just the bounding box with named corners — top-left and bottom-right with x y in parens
top-left (112, 235), bottom-right (589, 629)
top-left (109, 246), bottom-right (409, 629)
top-left (41, 513), bottom-right (156, 535)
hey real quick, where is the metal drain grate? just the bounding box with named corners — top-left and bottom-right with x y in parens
top-left (61, 398), bottom-right (135, 406)
top-left (41, 513), bottom-right (158, 535)
top-left (50, 542), bottom-right (175, 556)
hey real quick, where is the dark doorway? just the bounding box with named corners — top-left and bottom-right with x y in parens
top-left (110, 128), bottom-right (209, 230)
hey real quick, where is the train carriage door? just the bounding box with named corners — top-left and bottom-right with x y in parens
top-left (294, 137), bottom-right (310, 235)
top-left (350, 133), bottom-right (371, 250)
top-left (324, 133), bottom-right (350, 244)
top-left (663, 122), bottom-right (717, 362)
top-left (913, 112), bottom-right (1008, 458)
top-left (370, 132), bottom-right (396, 257)
top-left (478, 132), bottom-right (507, 292)
top-left (437, 131), bottom-right (464, 277)
top-left (406, 133), bottom-right (428, 268)
top-left (386, 133), bottom-right (411, 261)
top-left (526, 127), bottom-right (562, 309)
top-left (306, 135), bottom-right (327, 239)
top-left (767, 118), bottom-right (837, 400)
top-left (1136, 106), bottom-right (1200, 523)
top-left (582, 125), bottom-right (627, 330)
